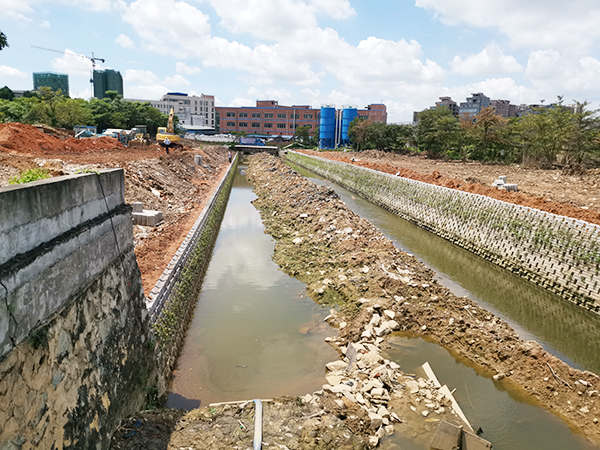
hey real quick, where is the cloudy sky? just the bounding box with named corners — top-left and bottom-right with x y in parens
top-left (2, 0), bottom-right (600, 122)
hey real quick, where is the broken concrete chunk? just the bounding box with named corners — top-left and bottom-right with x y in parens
top-left (326, 360), bottom-right (348, 372)
top-left (430, 420), bottom-right (462, 450)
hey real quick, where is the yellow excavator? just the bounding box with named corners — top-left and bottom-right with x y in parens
top-left (156, 107), bottom-right (181, 144)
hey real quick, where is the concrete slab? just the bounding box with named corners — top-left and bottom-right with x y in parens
top-left (462, 431), bottom-right (492, 450)
top-left (430, 420), bottom-right (462, 450)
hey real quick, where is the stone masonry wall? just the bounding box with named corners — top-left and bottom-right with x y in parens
top-left (0, 170), bottom-right (156, 450)
top-left (286, 151), bottom-right (600, 313)
top-left (146, 155), bottom-right (238, 395)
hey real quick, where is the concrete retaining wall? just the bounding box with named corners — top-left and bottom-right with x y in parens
top-left (147, 155), bottom-right (238, 393)
top-left (0, 170), bottom-right (156, 449)
top-left (286, 151), bottom-right (600, 313)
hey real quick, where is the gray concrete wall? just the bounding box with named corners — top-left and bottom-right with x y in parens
top-left (286, 151), bottom-right (600, 313)
top-left (0, 170), bottom-right (129, 358)
top-left (0, 170), bottom-right (156, 449)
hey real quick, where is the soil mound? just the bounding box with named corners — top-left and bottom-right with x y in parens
top-left (0, 123), bottom-right (125, 156)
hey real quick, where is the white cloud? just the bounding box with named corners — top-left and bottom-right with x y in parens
top-left (164, 74), bottom-right (190, 86)
top-left (51, 49), bottom-right (93, 76)
top-left (72, 87), bottom-right (92, 100)
top-left (3, 0), bottom-right (33, 20)
top-left (0, 65), bottom-right (29, 79)
top-left (114, 34), bottom-right (135, 48)
top-left (228, 96), bottom-right (254, 107)
top-left (451, 45), bottom-right (523, 76)
top-left (122, 0), bottom-right (212, 58)
top-left (40, 20), bottom-right (50, 28)
top-left (124, 69), bottom-right (160, 84)
top-left (309, 0), bottom-right (355, 20)
top-left (176, 62), bottom-right (202, 75)
top-left (525, 51), bottom-right (600, 101)
top-left (415, 0), bottom-right (600, 52)
top-left (125, 84), bottom-right (169, 100)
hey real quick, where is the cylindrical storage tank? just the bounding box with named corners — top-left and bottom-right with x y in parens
top-left (319, 106), bottom-right (336, 149)
top-left (341, 108), bottom-right (358, 146)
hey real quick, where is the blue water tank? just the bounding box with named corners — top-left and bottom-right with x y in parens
top-left (341, 108), bottom-right (358, 146)
top-left (319, 107), bottom-right (336, 149)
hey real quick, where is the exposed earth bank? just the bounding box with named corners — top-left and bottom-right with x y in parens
top-left (111, 153), bottom-right (599, 449)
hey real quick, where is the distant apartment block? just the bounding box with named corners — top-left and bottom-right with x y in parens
top-left (33, 72), bottom-right (69, 96)
top-left (459, 93), bottom-right (490, 118)
top-left (435, 97), bottom-right (459, 116)
top-left (93, 69), bottom-right (123, 99)
top-left (216, 100), bottom-right (387, 137)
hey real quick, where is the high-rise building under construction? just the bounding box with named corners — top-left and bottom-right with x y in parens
top-left (93, 69), bottom-right (123, 99)
top-left (33, 72), bottom-right (69, 96)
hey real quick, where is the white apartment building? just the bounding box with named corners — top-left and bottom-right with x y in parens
top-left (126, 92), bottom-right (215, 132)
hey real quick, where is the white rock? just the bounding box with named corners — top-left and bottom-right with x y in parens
top-left (369, 314), bottom-right (381, 327)
top-left (377, 406), bottom-right (390, 419)
top-left (369, 436), bottom-right (379, 446)
top-left (339, 322), bottom-right (347, 329)
top-left (302, 394), bottom-right (313, 404)
top-left (356, 392), bottom-right (366, 404)
top-left (383, 310), bottom-right (396, 320)
top-left (422, 410), bottom-right (429, 417)
top-left (299, 213), bottom-right (309, 218)
top-left (384, 425), bottom-right (395, 436)
top-left (374, 326), bottom-right (390, 337)
top-left (342, 227), bottom-right (353, 234)
top-left (389, 361), bottom-right (400, 370)
top-left (362, 380), bottom-right (384, 393)
top-left (382, 320), bottom-right (400, 331)
top-left (371, 387), bottom-right (385, 398)
top-left (361, 328), bottom-right (372, 339)
top-left (421, 325), bottom-right (427, 331)
top-left (406, 380), bottom-right (419, 394)
top-left (368, 412), bottom-right (383, 429)
top-left (375, 426), bottom-right (385, 439)
top-left (334, 399), bottom-right (345, 408)
top-left (326, 360), bottom-right (348, 372)
top-left (361, 266), bottom-right (370, 273)
top-left (292, 237), bottom-right (303, 245)
top-left (326, 375), bottom-right (342, 385)
top-left (362, 351), bottom-right (383, 365)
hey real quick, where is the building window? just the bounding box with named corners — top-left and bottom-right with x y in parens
top-left (252, 113), bottom-right (261, 118)
top-left (264, 123), bottom-right (273, 128)
top-left (277, 123), bottom-right (286, 128)
top-left (264, 113), bottom-right (273, 118)
top-left (251, 122), bottom-right (260, 128)
top-left (290, 123), bottom-right (297, 129)
top-left (304, 114), bottom-right (313, 119)
top-left (291, 114), bottom-right (299, 119)
top-left (239, 112), bottom-right (248, 117)
top-left (307, 124), bottom-right (312, 129)
top-left (239, 122), bottom-right (248, 127)
top-left (226, 121), bottom-right (235, 127)
top-left (277, 113), bottom-right (286, 119)
top-left (226, 112), bottom-right (235, 117)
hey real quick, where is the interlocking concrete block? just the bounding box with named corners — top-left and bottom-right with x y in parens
top-left (132, 202), bottom-right (143, 213)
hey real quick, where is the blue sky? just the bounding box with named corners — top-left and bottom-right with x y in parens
top-left (2, 0), bottom-right (600, 122)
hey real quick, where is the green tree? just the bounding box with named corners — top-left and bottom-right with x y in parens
top-left (36, 86), bottom-right (65, 126)
top-left (459, 107), bottom-right (509, 161)
top-left (514, 97), bottom-right (574, 168)
top-left (294, 125), bottom-right (311, 146)
top-left (0, 31), bottom-right (8, 51)
top-left (56, 98), bottom-right (94, 128)
top-left (564, 101), bottom-right (600, 166)
top-left (415, 107), bottom-right (460, 157)
top-left (0, 86), bottom-right (14, 101)
top-left (348, 118), bottom-right (374, 151)
top-left (0, 97), bottom-right (43, 124)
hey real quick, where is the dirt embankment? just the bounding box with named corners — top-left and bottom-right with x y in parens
top-left (0, 123), bottom-right (230, 295)
top-left (300, 150), bottom-right (600, 226)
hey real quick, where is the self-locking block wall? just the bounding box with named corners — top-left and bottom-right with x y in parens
top-left (286, 151), bottom-right (600, 313)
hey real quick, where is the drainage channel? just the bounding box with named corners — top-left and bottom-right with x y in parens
top-left (167, 164), bottom-right (338, 408)
top-left (289, 162), bottom-right (599, 450)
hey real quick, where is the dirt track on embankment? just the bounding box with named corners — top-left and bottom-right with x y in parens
top-left (301, 149), bottom-right (600, 226)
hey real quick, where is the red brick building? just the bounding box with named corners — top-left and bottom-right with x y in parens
top-left (216, 100), bottom-right (387, 136)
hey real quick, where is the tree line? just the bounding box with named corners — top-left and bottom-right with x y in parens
top-left (0, 87), bottom-right (169, 135)
top-left (347, 98), bottom-right (600, 168)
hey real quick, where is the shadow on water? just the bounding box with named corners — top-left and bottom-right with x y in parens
top-left (290, 162), bottom-right (600, 375)
top-left (167, 165), bottom-right (338, 408)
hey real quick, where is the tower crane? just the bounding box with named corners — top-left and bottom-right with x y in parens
top-left (31, 45), bottom-right (105, 98)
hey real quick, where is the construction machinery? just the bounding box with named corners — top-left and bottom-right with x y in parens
top-left (156, 107), bottom-right (180, 144)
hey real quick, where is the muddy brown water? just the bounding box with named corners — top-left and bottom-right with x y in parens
top-left (290, 163), bottom-right (600, 449)
top-left (167, 166), bottom-right (337, 408)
